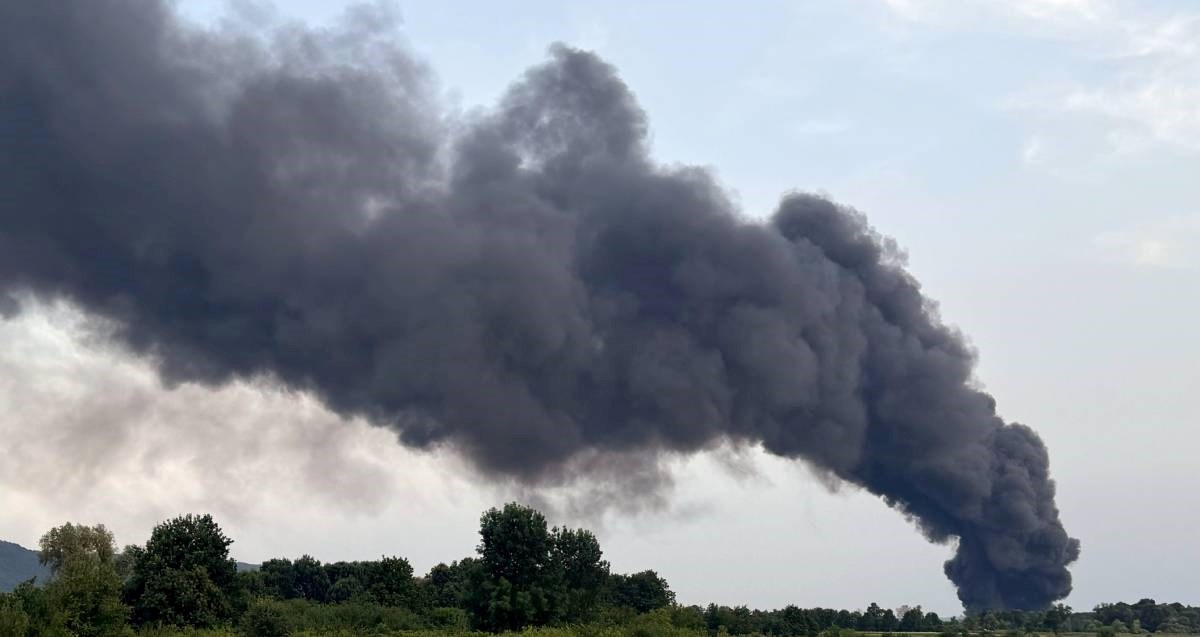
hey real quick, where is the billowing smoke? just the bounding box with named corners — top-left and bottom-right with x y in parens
top-left (0, 1), bottom-right (1078, 610)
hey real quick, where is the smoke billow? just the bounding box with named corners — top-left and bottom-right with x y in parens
top-left (0, 1), bottom-right (1078, 610)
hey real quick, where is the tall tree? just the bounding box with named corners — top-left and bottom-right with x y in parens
top-left (467, 503), bottom-right (559, 631)
top-left (260, 558), bottom-right (299, 600)
top-left (899, 606), bottom-right (926, 632)
top-left (607, 570), bottom-right (674, 613)
top-left (123, 514), bottom-right (238, 628)
top-left (550, 527), bottom-right (609, 623)
top-left (37, 523), bottom-right (129, 637)
top-left (425, 559), bottom-right (478, 609)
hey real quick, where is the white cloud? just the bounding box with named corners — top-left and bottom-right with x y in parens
top-left (1021, 135), bottom-right (1046, 165)
top-left (884, 1), bottom-right (1200, 155)
top-left (1092, 214), bottom-right (1200, 268)
top-left (881, 0), bottom-right (1101, 29)
top-left (791, 117), bottom-right (854, 138)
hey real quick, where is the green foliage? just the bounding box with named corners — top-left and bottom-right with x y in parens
top-left (1044, 604), bottom-right (1073, 634)
top-left (820, 626), bottom-right (858, 637)
top-left (608, 572), bottom-right (674, 614)
top-left (260, 560), bottom-right (300, 602)
top-left (328, 576), bottom-right (365, 604)
top-left (244, 597), bottom-right (423, 633)
top-left (236, 571), bottom-right (267, 600)
top-left (466, 503), bottom-right (560, 632)
top-left (0, 591), bottom-right (33, 636)
top-left (426, 607), bottom-right (471, 631)
top-left (322, 557), bottom-right (417, 608)
top-left (45, 561), bottom-right (130, 637)
top-left (123, 514), bottom-right (238, 628)
top-left (476, 504), bottom-right (551, 592)
top-left (237, 600), bottom-right (290, 637)
top-left (9, 506), bottom-right (1200, 637)
top-left (898, 607), bottom-right (925, 633)
top-left (38, 523), bottom-right (130, 637)
top-left (424, 560), bottom-right (477, 609)
top-left (6, 580), bottom-right (70, 636)
top-left (550, 527), bottom-right (610, 624)
top-left (37, 524), bottom-right (117, 575)
top-left (135, 629), bottom-right (236, 637)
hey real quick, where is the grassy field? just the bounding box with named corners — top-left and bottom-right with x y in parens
top-left (132, 628), bottom-right (1200, 637)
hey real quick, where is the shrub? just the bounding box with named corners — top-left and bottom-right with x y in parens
top-left (239, 600), bottom-right (290, 637)
top-left (426, 606), bottom-right (470, 630)
top-left (0, 594), bottom-right (32, 637)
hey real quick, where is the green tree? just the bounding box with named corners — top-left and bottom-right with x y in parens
top-left (4, 581), bottom-right (69, 637)
top-left (291, 556), bottom-right (330, 602)
top-left (259, 556), bottom-right (332, 602)
top-left (860, 603), bottom-right (882, 631)
top-left (260, 559), bottom-right (299, 600)
top-left (900, 606), bottom-right (925, 632)
top-left (607, 570), bottom-right (674, 613)
top-left (237, 599), bottom-right (290, 637)
top-left (236, 569), bottom-right (267, 599)
top-left (1044, 604), bottom-right (1073, 634)
top-left (38, 524), bottom-right (116, 574)
top-left (328, 576), bottom-right (365, 603)
top-left (550, 527), bottom-right (610, 623)
top-left (425, 558), bottom-right (478, 608)
top-left (1155, 618), bottom-right (1190, 634)
top-left (479, 504), bottom-right (552, 590)
top-left (362, 556), bottom-right (416, 607)
top-left (38, 523), bottom-right (129, 637)
top-left (467, 503), bottom-right (559, 631)
top-left (123, 514), bottom-right (238, 628)
top-left (0, 592), bottom-right (33, 637)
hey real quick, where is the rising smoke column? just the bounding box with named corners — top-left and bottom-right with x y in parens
top-left (0, 1), bottom-right (1078, 610)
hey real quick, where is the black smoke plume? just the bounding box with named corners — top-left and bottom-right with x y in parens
top-left (0, 1), bottom-right (1078, 610)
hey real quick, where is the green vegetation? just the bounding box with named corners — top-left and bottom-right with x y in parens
top-left (1, 504), bottom-right (1197, 637)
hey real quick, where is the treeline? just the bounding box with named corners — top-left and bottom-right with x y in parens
top-left (690, 604), bottom-right (1200, 636)
top-left (0, 503), bottom-right (1197, 637)
top-left (242, 504), bottom-right (676, 632)
top-left (1090, 601), bottom-right (1200, 635)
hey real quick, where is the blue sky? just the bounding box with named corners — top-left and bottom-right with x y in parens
top-left (3, 0), bottom-right (1197, 616)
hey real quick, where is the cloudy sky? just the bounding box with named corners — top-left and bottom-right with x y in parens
top-left (3, 0), bottom-right (1198, 616)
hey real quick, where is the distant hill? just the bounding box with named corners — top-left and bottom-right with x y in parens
top-left (0, 540), bottom-right (49, 592)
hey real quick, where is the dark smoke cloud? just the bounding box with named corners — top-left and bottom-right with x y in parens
top-left (0, 1), bottom-right (1078, 610)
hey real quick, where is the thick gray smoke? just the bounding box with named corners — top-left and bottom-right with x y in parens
top-left (0, 1), bottom-right (1078, 610)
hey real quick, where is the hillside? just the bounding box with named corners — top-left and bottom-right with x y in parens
top-left (0, 540), bottom-right (49, 591)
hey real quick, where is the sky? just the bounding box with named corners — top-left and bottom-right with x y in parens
top-left (2, 0), bottom-right (1198, 616)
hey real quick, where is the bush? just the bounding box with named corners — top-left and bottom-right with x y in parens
top-left (251, 597), bottom-right (423, 633)
top-left (239, 600), bottom-right (290, 637)
top-left (426, 606), bottom-right (470, 630)
top-left (0, 594), bottom-right (32, 637)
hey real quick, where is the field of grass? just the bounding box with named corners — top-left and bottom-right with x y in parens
top-left (134, 628), bottom-right (1200, 637)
